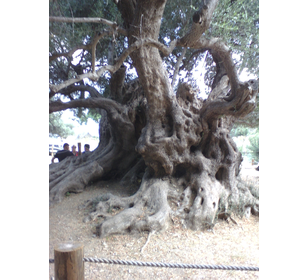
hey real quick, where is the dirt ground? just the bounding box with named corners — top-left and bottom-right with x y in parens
top-left (49, 167), bottom-right (259, 280)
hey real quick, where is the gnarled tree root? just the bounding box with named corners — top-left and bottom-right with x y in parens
top-left (82, 170), bottom-right (258, 238)
top-left (49, 161), bottom-right (104, 205)
top-left (83, 173), bottom-right (171, 238)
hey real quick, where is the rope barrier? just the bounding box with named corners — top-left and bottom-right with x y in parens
top-left (49, 257), bottom-right (258, 271)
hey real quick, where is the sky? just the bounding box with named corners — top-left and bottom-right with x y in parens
top-left (51, 110), bottom-right (100, 151)
top-left (61, 110), bottom-right (100, 138)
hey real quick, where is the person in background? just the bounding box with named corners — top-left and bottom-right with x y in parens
top-left (51, 143), bottom-right (74, 163)
top-left (83, 144), bottom-right (90, 154)
top-left (72, 145), bottom-right (78, 156)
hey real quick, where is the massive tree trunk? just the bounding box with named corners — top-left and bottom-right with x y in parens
top-left (49, 0), bottom-right (259, 237)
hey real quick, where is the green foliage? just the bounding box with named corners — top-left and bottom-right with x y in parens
top-left (237, 144), bottom-right (243, 154)
top-left (235, 93), bottom-right (259, 129)
top-left (160, 0), bottom-right (259, 88)
top-left (49, 0), bottom-right (121, 48)
top-left (50, 0), bottom-right (125, 70)
top-left (210, 0), bottom-right (259, 76)
top-left (71, 107), bottom-right (102, 125)
top-left (49, 112), bottom-right (75, 138)
top-left (160, 0), bottom-right (200, 78)
top-left (230, 125), bottom-right (250, 137)
top-left (247, 129), bottom-right (259, 162)
top-left (49, 0), bottom-right (259, 126)
top-left (50, 0), bottom-right (125, 124)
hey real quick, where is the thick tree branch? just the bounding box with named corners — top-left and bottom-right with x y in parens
top-left (57, 85), bottom-right (102, 99)
top-left (91, 30), bottom-right (112, 73)
top-left (49, 97), bottom-right (123, 115)
top-left (110, 65), bottom-right (127, 102)
top-left (49, 16), bottom-right (127, 36)
top-left (201, 79), bottom-right (258, 122)
top-left (210, 51), bottom-right (227, 91)
top-left (207, 75), bottom-right (230, 101)
top-left (178, 0), bottom-right (219, 48)
top-left (196, 37), bottom-right (240, 100)
top-left (49, 72), bottom-right (101, 93)
top-left (114, 0), bottom-right (136, 30)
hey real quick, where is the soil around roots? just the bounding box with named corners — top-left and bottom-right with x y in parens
top-left (49, 170), bottom-right (259, 280)
top-left (76, 165), bottom-right (259, 238)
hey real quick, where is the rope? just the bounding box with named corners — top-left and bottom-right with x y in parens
top-left (49, 257), bottom-right (258, 271)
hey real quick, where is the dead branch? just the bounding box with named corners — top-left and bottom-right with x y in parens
top-left (171, 48), bottom-right (187, 88)
top-left (178, 0), bottom-right (219, 48)
top-left (229, 216), bottom-right (238, 225)
top-left (49, 16), bottom-right (127, 36)
top-left (91, 31), bottom-right (111, 73)
top-left (49, 45), bottom-right (91, 63)
top-left (140, 230), bottom-right (155, 254)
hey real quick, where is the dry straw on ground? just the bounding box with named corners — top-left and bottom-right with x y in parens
top-left (49, 170), bottom-right (259, 280)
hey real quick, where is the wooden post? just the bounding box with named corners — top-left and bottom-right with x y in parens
top-left (54, 242), bottom-right (84, 280)
top-left (78, 142), bottom-right (81, 156)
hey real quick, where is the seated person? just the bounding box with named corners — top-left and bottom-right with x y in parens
top-left (82, 144), bottom-right (90, 154)
top-left (52, 143), bottom-right (74, 163)
top-left (71, 145), bottom-right (78, 156)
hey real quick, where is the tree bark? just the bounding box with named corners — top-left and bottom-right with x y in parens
top-left (49, 0), bottom-right (259, 236)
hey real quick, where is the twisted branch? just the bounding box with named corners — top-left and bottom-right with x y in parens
top-left (49, 38), bottom-right (177, 93)
top-left (49, 97), bottom-right (123, 115)
top-left (178, 0), bottom-right (219, 48)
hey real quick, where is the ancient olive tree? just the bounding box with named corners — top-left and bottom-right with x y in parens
top-left (49, 0), bottom-right (259, 237)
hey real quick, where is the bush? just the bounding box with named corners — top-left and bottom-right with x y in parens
top-left (247, 131), bottom-right (259, 162)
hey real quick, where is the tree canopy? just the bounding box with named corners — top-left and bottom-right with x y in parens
top-left (49, 0), bottom-right (259, 120)
top-left (49, 112), bottom-right (74, 138)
